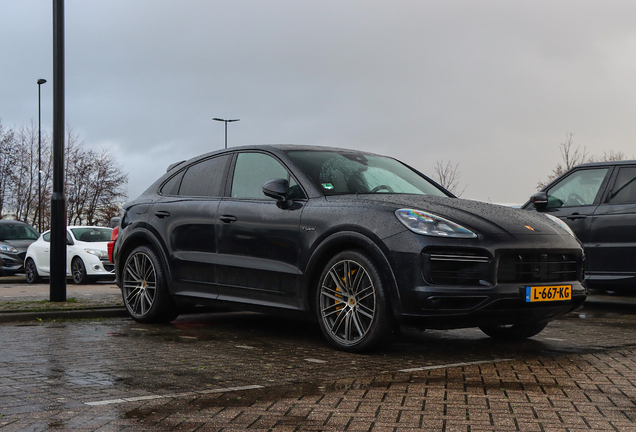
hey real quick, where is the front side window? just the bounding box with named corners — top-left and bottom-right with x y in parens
top-left (286, 150), bottom-right (449, 196)
top-left (606, 167), bottom-right (636, 204)
top-left (546, 168), bottom-right (609, 208)
top-left (231, 152), bottom-right (302, 199)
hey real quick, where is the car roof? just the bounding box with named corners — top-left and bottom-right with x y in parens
top-left (0, 220), bottom-right (32, 225)
top-left (167, 144), bottom-right (388, 172)
top-left (572, 159), bottom-right (636, 168)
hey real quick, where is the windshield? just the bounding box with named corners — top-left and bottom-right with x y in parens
top-left (0, 223), bottom-right (40, 241)
top-left (70, 227), bottom-right (112, 242)
top-left (286, 150), bottom-right (449, 196)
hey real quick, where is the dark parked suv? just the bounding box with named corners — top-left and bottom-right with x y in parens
top-left (525, 160), bottom-right (636, 291)
top-left (114, 145), bottom-right (585, 351)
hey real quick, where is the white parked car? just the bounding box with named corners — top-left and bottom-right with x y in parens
top-left (24, 226), bottom-right (115, 284)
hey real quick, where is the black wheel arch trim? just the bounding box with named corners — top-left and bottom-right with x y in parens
top-left (301, 229), bottom-right (402, 319)
top-left (115, 224), bottom-right (175, 293)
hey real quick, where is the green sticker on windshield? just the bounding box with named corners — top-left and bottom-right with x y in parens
top-left (321, 183), bottom-right (334, 190)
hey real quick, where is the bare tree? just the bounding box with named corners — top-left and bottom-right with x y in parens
top-left (538, 133), bottom-right (629, 190)
top-left (0, 123), bottom-right (127, 229)
top-left (538, 133), bottom-right (593, 189)
top-left (0, 121), bottom-right (17, 218)
top-left (434, 160), bottom-right (466, 197)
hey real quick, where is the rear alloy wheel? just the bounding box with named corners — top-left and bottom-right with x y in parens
top-left (25, 258), bottom-right (41, 284)
top-left (71, 257), bottom-right (89, 284)
top-left (122, 245), bottom-right (178, 323)
top-left (317, 250), bottom-right (393, 352)
top-left (479, 322), bottom-right (548, 341)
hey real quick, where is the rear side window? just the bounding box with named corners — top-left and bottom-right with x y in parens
top-left (178, 154), bottom-right (231, 197)
top-left (607, 167), bottom-right (636, 204)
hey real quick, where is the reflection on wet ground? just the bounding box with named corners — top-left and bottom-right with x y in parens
top-left (2, 302), bottom-right (636, 430)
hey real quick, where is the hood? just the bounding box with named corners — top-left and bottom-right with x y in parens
top-left (0, 239), bottom-right (36, 251)
top-left (327, 194), bottom-right (566, 236)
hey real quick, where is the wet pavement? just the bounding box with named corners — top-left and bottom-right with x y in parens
top-left (2, 276), bottom-right (636, 430)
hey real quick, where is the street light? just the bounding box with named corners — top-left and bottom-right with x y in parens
top-left (213, 118), bottom-right (240, 149)
top-left (37, 78), bottom-right (47, 233)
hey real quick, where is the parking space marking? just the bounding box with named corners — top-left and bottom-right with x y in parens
top-left (84, 385), bottom-right (264, 406)
top-left (304, 358), bottom-right (328, 363)
top-left (398, 358), bottom-right (512, 373)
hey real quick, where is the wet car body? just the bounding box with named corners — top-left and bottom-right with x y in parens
top-left (114, 145), bottom-right (585, 351)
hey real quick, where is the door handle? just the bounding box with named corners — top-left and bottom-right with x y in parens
top-left (154, 210), bottom-right (171, 219)
top-left (566, 213), bottom-right (587, 220)
top-left (220, 215), bottom-right (238, 223)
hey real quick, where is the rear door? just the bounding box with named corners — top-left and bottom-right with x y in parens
top-left (150, 154), bottom-right (232, 299)
top-left (588, 165), bottom-right (636, 284)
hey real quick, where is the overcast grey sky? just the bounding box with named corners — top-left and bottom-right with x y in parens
top-left (2, 0), bottom-right (636, 204)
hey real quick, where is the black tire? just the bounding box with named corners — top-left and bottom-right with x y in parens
top-left (316, 250), bottom-right (393, 352)
top-left (121, 245), bottom-right (178, 323)
top-left (25, 259), bottom-right (41, 284)
top-left (479, 322), bottom-right (548, 341)
top-left (71, 257), bottom-right (89, 284)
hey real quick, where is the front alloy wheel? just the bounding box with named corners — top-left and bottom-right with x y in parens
top-left (317, 250), bottom-right (392, 352)
top-left (122, 246), bottom-right (178, 323)
top-left (25, 258), bottom-right (41, 284)
top-left (71, 257), bottom-right (88, 284)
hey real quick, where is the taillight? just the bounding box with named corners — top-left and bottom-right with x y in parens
top-left (107, 226), bottom-right (119, 263)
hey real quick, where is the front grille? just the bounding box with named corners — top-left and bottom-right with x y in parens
top-left (423, 249), bottom-right (492, 286)
top-left (497, 252), bottom-right (580, 284)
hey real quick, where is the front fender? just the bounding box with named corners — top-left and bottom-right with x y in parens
top-left (301, 230), bottom-right (402, 318)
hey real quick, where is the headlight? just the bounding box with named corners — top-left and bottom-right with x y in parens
top-left (0, 245), bottom-right (18, 253)
top-left (84, 249), bottom-right (108, 260)
top-left (395, 209), bottom-right (477, 238)
top-left (543, 214), bottom-right (576, 237)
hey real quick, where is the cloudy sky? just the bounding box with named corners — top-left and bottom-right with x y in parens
top-left (2, 0), bottom-right (636, 204)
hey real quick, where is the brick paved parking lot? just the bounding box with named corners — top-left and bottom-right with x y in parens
top-left (2, 302), bottom-right (636, 431)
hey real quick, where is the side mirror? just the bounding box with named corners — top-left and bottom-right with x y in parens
top-left (262, 178), bottom-right (292, 208)
top-left (530, 191), bottom-right (548, 210)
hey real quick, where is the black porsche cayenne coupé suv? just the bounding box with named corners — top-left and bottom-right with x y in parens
top-left (114, 145), bottom-right (586, 351)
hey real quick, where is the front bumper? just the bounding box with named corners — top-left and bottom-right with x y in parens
top-left (1, 252), bottom-right (26, 274)
top-left (398, 282), bottom-right (586, 329)
top-left (384, 230), bottom-right (587, 329)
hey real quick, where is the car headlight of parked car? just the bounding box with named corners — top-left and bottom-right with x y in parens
top-left (84, 249), bottom-right (108, 260)
top-left (0, 245), bottom-right (18, 253)
top-left (543, 213), bottom-right (576, 237)
top-left (395, 208), bottom-right (477, 238)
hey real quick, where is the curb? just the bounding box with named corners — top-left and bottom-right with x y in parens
top-left (0, 307), bottom-right (128, 323)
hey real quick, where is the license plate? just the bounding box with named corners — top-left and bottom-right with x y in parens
top-left (525, 285), bottom-right (572, 302)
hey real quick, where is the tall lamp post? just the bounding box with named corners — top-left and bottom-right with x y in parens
top-left (213, 118), bottom-right (240, 149)
top-left (37, 79), bottom-right (47, 233)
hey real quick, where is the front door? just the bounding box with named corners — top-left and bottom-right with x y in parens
top-left (542, 166), bottom-right (611, 271)
top-left (216, 152), bottom-right (306, 309)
